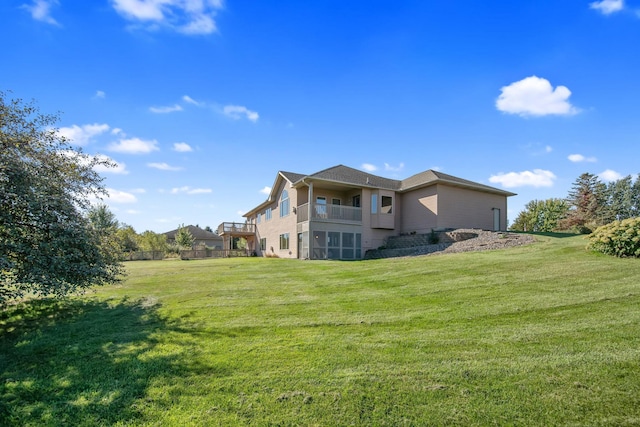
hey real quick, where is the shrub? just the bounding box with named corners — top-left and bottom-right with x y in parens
top-left (587, 217), bottom-right (640, 258)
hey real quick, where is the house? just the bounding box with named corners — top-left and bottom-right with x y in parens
top-left (163, 225), bottom-right (223, 249)
top-left (217, 165), bottom-right (516, 260)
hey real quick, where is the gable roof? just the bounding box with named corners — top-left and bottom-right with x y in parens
top-left (163, 225), bottom-right (222, 241)
top-left (400, 169), bottom-right (516, 196)
top-left (243, 164), bottom-right (515, 217)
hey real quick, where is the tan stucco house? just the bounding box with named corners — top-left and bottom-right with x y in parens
top-left (218, 165), bottom-right (515, 260)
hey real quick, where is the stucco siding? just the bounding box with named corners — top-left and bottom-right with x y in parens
top-left (254, 179), bottom-right (298, 258)
top-left (435, 185), bottom-right (508, 230)
top-left (400, 186), bottom-right (438, 234)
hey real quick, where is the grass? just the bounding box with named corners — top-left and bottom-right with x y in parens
top-left (1, 234), bottom-right (640, 426)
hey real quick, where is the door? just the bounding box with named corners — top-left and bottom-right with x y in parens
top-left (493, 208), bottom-right (501, 231)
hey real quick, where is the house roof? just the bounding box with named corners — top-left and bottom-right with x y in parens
top-left (243, 164), bottom-right (515, 217)
top-left (163, 225), bottom-right (222, 241)
top-left (399, 169), bottom-right (516, 196)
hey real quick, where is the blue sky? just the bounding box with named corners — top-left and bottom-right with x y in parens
top-left (2, 0), bottom-right (639, 233)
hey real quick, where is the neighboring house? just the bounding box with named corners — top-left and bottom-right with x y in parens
top-left (163, 225), bottom-right (223, 249)
top-left (217, 165), bottom-right (516, 260)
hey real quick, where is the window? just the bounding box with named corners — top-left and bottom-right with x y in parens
top-left (316, 196), bottom-right (327, 217)
top-left (371, 194), bottom-right (378, 214)
top-left (280, 190), bottom-right (290, 217)
top-left (279, 233), bottom-right (289, 250)
top-left (256, 213), bottom-right (261, 224)
top-left (381, 196), bottom-right (393, 214)
top-left (352, 195), bottom-right (361, 207)
top-left (265, 207), bottom-right (272, 221)
top-left (260, 238), bottom-right (266, 251)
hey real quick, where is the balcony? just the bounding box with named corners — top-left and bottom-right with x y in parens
top-left (296, 203), bottom-right (362, 224)
top-left (217, 222), bottom-right (256, 236)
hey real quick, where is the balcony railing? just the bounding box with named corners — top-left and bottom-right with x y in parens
top-left (296, 203), bottom-right (362, 223)
top-left (217, 222), bottom-right (256, 235)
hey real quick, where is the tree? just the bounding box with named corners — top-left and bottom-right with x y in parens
top-left (510, 198), bottom-right (569, 232)
top-left (116, 225), bottom-right (139, 253)
top-left (559, 173), bottom-right (605, 232)
top-left (137, 231), bottom-right (168, 252)
top-left (174, 224), bottom-right (195, 250)
top-left (0, 92), bottom-right (123, 304)
top-left (88, 203), bottom-right (119, 231)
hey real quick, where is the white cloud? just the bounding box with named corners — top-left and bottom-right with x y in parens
top-left (496, 76), bottom-right (579, 117)
top-left (384, 162), bottom-right (405, 172)
top-left (58, 123), bottom-right (110, 145)
top-left (108, 137), bottom-right (159, 154)
top-left (22, 0), bottom-right (60, 26)
top-left (599, 169), bottom-right (623, 182)
top-left (361, 163), bottom-right (377, 172)
top-left (545, 145), bottom-right (553, 153)
top-left (170, 186), bottom-right (212, 195)
top-left (182, 95), bottom-right (203, 106)
top-left (111, 0), bottom-right (223, 35)
top-left (568, 153), bottom-right (597, 163)
top-left (105, 188), bottom-right (137, 203)
top-left (489, 169), bottom-right (556, 188)
top-left (94, 90), bottom-right (106, 99)
top-left (129, 188), bottom-right (146, 194)
top-left (111, 128), bottom-right (124, 135)
top-left (260, 186), bottom-right (271, 195)
top-left (149, 104), bottom-right (183, 113)
top-left (223, 105), bottom-right (259, 122)
top-left (173, 142), bottom-right (193, 152)
top-left (148, 162), bottom-right (183, 171)
top-left (590, 0), bottom-right (624, 14)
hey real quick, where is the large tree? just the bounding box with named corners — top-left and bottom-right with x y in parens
top-left (559, 172), bottom-right (606, 233)
top-left (510, 198), bottom-right (569, 232)
top-left (0, 92), bottom-right (123, 304)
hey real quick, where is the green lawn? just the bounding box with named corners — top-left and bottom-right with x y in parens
top-left (2, 234), bottom-right (640, 426)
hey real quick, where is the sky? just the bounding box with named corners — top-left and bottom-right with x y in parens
top-left (2, 0), bottom-right (639, 233)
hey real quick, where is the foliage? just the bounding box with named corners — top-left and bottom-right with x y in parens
top-left (559, 172), bottom-right (605, 233)
top-left (136, 231), bottom-right (168, 252)
top-left (0, 92), bottom-right (122, 305)
top-left (2, 236), bottom-right (640, 425)
top-left (116, 225), bottom-right (139, 253)
top-left (174, 224), bottom-right (195, 250)
top-left (599, 175), bottom-right (640, 224)
top-left (510, 198), bottom-right (569, 232)
top-left (587, 217), bottom-right (640, 258)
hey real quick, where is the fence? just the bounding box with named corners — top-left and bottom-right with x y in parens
top-left (123, 251), bottom-right (166, 261)
top-left (179, 249), bottom-right (253, 259)
top-left (123, 249), bottom-right (254, 261)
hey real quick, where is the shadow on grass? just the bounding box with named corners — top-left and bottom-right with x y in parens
top-left (0, 297), bottom-right (221, 426)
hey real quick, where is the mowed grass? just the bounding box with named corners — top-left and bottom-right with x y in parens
top-left (2, 234), bottom-right (640, 426)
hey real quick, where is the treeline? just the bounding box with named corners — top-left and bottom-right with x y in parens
top-left (89, 205), bottom-right (208, 254)
top-left (510, 172), bottom-right (640, 233)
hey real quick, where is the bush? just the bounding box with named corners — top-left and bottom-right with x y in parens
top-left (587, 217), bottom-right (640, 258)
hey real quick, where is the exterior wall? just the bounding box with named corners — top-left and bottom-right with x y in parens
top-left (254, 179), bottom-right (299, 258)
top-left (432, 184), bottom-right (508, 230)
top-left (399, 186), bottom-right (439, 234)
top-left (360, 188), bottom-right (396, 254)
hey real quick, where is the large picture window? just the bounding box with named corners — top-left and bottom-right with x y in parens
top-left (279, 233), bottom-right (290, 250)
